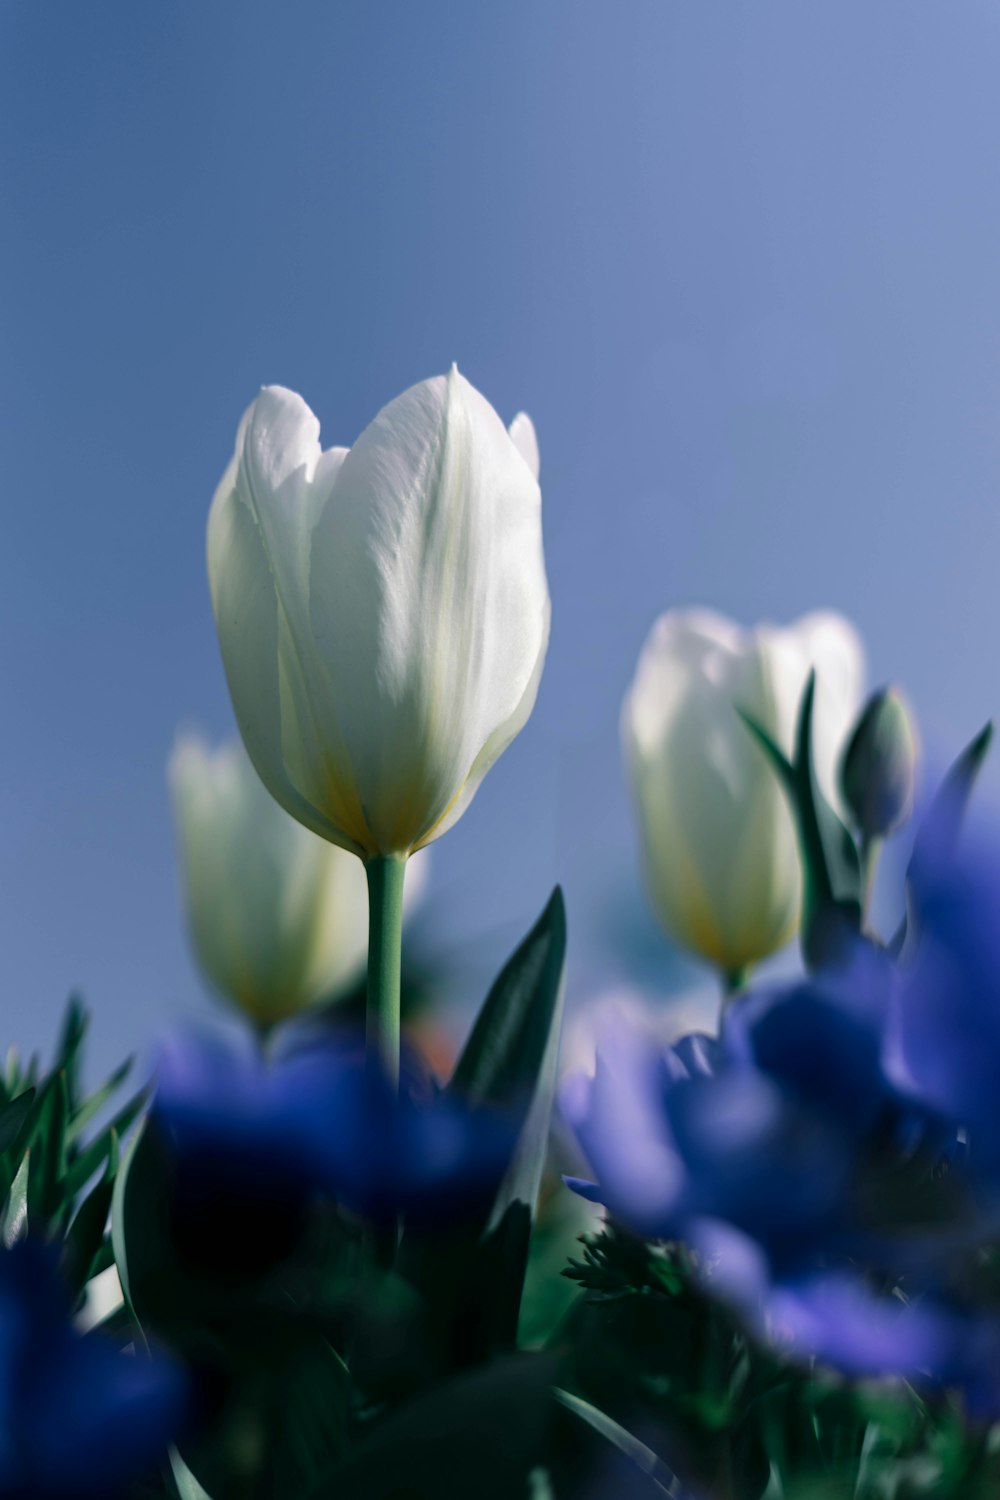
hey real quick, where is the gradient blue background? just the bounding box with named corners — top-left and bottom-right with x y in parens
top-left (3, 2), bottom-right (1000, 1077)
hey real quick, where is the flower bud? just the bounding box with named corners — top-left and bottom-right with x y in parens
top-left (839, 687), bottom-right (918, 839)
top-left (169, 734), bottom-right (426, 1024)
top-left (622, 609), bottom-right (864, 976)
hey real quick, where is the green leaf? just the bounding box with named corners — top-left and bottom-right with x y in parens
top-left (308, 1353), bottom-right (557, 1500)
top-left (0, 1088), bottom-right (37, 1203)
top-left (892, 721), bottom-right (994, 959)
top-left (111, 1118), bottom-right (171, 1328)
top-left (27, 1069), bottom-right (69, 1227)
top-left (2, 1152), bottom-right (29, 1246)
top-left (68, 1056), bottom-right (133, 1141)
top-left (453, 886), bottom-right (567, 1113)
top-left (910, 719), bottom-right (993, 877)
top-left (554, 1389), bottom-right (675, 1493)
top-left (416, 890), bottom-right (567, 1361)
top-left (62, 1133), bottom-right (118, 1295)
top-left (743, 675), bottom-right (862, 970)
top-left (0, 1089), bottom-right (35, 1157)
top-left (793, 674), bottom-right (862, 908)
top-left (54, 996), bottom-right (88, 1113)
top-left (453, 887), bottom-right (567, 1228)
top-left (64, 1084), bottom-right (150, 1199)
top-left (88, 1235), bottom-right (116, 1279)
top-left (169, 1447), bottom-right (215, 1500)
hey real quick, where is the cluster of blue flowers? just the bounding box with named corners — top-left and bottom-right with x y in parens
top-left (0, 1030), bottom-right (521, 1497)
top-left (564, 829), bottom-right (1000, 1416)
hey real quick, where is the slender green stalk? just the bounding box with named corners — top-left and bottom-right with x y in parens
top-left (859, 833), bottom-right (882, 930)
top-left (722, 966), bottom-right (750, 1006)
top-left (365, 854), bottom-right (407, 1090)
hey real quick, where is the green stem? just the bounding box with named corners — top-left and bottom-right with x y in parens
top-left (365, 854), bottom-right (407, 1089)
top-left (721, 965), bottom-right (751, 1008)
top-left (860, 834), bottom-right (882, 930)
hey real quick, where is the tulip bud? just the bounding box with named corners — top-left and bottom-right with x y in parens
top-left (207, 368), bottom-right (550, 859)
top-left (169, 734), bottom-right (426, 1024)
top-left (839, 687), bottom-right (918, 839)
top-left (622, 609), bottom-right (864, 977)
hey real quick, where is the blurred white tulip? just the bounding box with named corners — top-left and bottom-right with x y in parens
top-left (622, 609), bottom-right (864, 978)
top-left (169, 734), bottom-right (427, 1024)
top-left (207, 367), bottom-right (549, 859)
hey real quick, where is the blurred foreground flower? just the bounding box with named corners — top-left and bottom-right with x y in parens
top-left (207, 369), bottom-right (549, 860)
top-left (622, 609), bottom-right (863, 979)
top-left (152, 1027), bottom-right (516, 1238)
top-left (169, 734), bottom-right (426, 1025)
top-left (0, 1241), bottom-right (185, 1497)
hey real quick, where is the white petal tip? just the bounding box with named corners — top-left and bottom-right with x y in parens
top-left (508, 411), bottom-right (540, 481)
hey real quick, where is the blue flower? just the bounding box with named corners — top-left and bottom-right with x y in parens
top-left (563, 1019), bottom-right (855, 1268)
top-left (721, 949), bottom-right (894, 1138)
top-left (754, 1268), bottom-right (1000, 1419)
top-left (888, 835), bottom-right (1000, 1172)
top-left (152, 1027), bottom-right (516, 1236)
top-left (563, 899), bottom-right (1000, 1405)
top-left (0, 1241), bottom-right (186, 1498)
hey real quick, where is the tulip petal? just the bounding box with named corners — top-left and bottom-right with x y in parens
top-left (508, 411), bottom-right (540, 481)
top-left (169, 733), bottom-right (380, 1021)
top-left (208, 387), bottom-right (371, 854)
top-left (309, 367), bottom-right (549, 853)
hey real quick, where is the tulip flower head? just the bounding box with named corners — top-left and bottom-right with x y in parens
top-left (207, 368), bottom-right (550, 860)
top-left (169, 733), bottom-right (425, 1025)
top-left (622, 609), bottom-right (864, 976)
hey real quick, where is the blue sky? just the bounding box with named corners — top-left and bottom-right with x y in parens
top-left (3, 2), bottom-right (1000, 1077)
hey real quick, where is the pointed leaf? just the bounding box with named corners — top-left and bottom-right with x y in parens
top-left (744, 674), bottom-right (862, 969)
top-left (68, 1056), bottom-right (133, 1141)
top-left (27, 1069), bottom-right (69, 1226)
top-left (2, 1153), bottom-right (29, 1246)
top-left (64, 1084), bottom-right (150, 1198)
top-left (910, 720), bottom-right (993, 883)
top-left (892, 721), bottom-right (995, 957)
top-left (452, 886), bottom-right (567, 1120)
top-left (170, 1448), bottom-right (215, 1500)
top-left (739, 711), bottom-right (796, 798)
top-left (398, 892), bottom-right (567, 1367)
top-left (54, 997), bottom-right (88, 1112)
top-left (554, 1389), bottom-right (675, 1493)
top-left (0, 1089), bottom-right (35, 1158)
top-left (62, 1133), bottom-right (118, 1294)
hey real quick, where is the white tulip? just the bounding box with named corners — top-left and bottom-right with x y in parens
top-left (207, 368), bottom-right (550, 860)
top-left (169, 734), bottom-right (426, 1024)
top-left (622, 609), bottom-right (864, 977)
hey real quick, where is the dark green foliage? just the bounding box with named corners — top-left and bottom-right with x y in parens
top-left (0, 996), bottom-right (139, 1306)
top-left (556, 1223), bottom-right (1000, 1500)
top-left (741, 672), bottom-right (863, 968)
top-left (397, 887), bottom-right (568, 1368)
top-left (113, 890), bottom-right (582, 1500)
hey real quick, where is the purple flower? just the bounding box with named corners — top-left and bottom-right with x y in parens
top-left (152, 1027), bottom-right (516, 1236)
top-left (0, 1241), bottom-right (186, 1498)
top-left (563, 881), bottom-right (1000, 1408)
top-left (888, 835), bottom-right (1000, 1171)
top-left (760, 1272), bottom-right (1000, 1419)
top-left (721, 949), bottom-right (894, 1138)
top-left (563, 1020), bottom-right (854, 1267)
